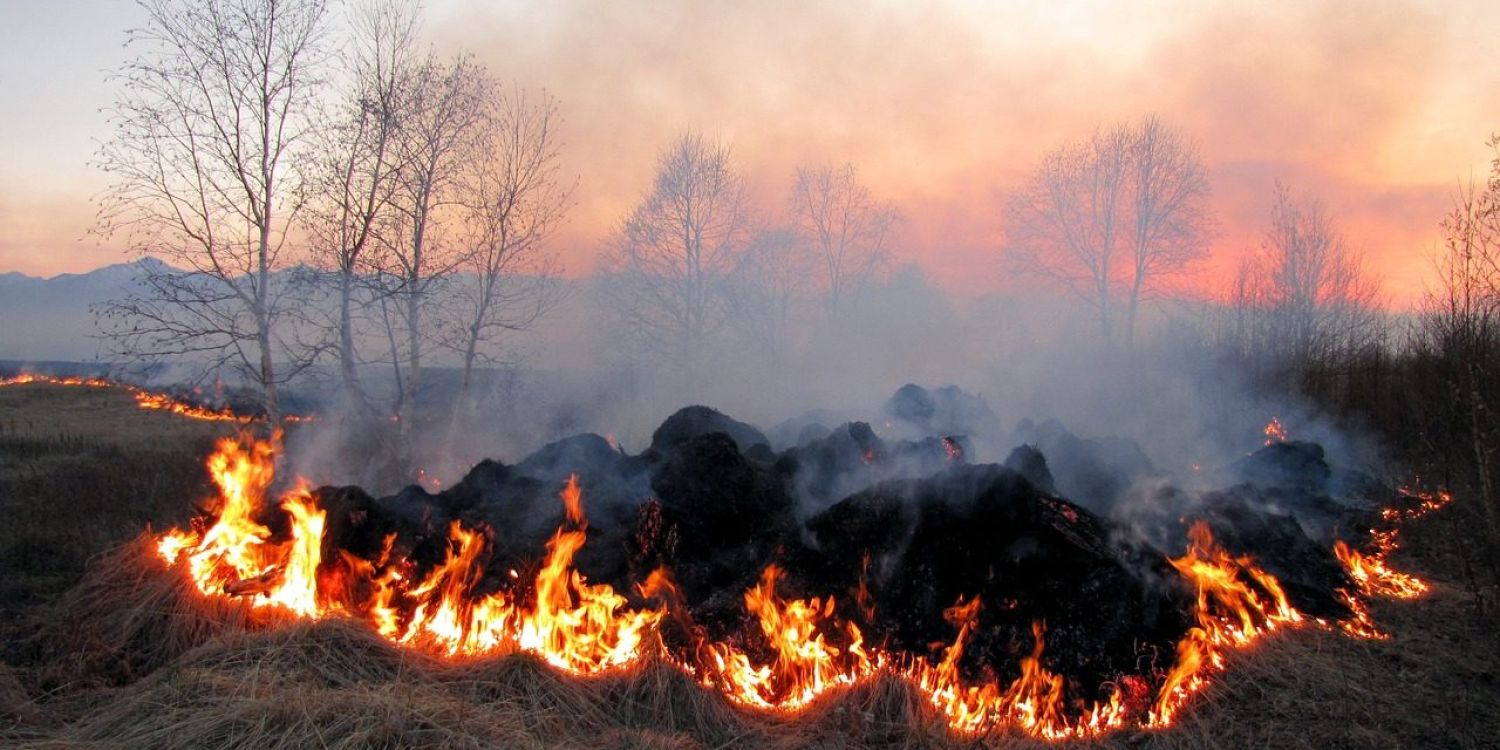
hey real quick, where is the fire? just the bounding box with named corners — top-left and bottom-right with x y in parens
top-left (1, 372), bottom-right (250, 422)
top-left (0, 373), bottom-right (112, 388)
top-left (1263, 416), bottom-right (1288, 445)
top-left (3, 370), bottom-right (240, 423)
top-left (158, 447), bottom-right (660, 674)
top-left (133, 391), bottom-right (239, 421)
top-left (151, 434), bottom-right (1448, 740)
top-left (1334, 541), bottom-right (1428, 599)
top-left (1325, 486), bottom-right (1443, 638)
top-left (1148, 521), bottom-right (1303, 727)
top-left (697, 564), bottom-right (876, 709)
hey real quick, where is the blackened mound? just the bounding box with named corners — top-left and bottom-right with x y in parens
top-left (785, 464), bottom-right (1188, 699)
top-left (884, 383), bottom-right (1002, 436)
top-left (296, 397), bottom-right (1380, 704)
top-left (650, 406), bottom-right (770, 454)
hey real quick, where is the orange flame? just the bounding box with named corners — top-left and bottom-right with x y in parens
top-left (0, 372), bottom-right (312, 423)
top-left (1148, 521), bottom-right (1303, 727)
top-left (151, 434), bottom-right (1448, 740)
top-left (1334, 541), bottom-right (1428, 600)
top-left (158, 448), bottom-right (658, 675)
top-left (697, 564), bottom-right (876, 709)
top-left (133, 391), bottom-right (240, 421)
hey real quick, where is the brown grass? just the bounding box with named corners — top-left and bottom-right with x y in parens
top-left (2, 383), bottom-right (1498, 749)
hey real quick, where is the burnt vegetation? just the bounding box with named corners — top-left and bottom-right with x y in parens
top-left (2, 0), bottom-right (1498, 746)
top-left (2, 371), bottom-right (1499, 747)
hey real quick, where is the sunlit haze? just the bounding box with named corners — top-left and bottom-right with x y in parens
top-left (2, 0), bottom-right (1497, 307)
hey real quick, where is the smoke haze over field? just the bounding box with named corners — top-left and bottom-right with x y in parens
top-left (2, 0), bottom-right (1499, 306)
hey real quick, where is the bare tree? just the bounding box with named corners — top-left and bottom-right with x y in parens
top-left (1423, 135), bottom-right (1500, 542)
top-left (441, 87), bottom-right (570, 414)
top-left (95, 0), bottom-right (330, 421)
top-left (304, 0), bottom-right (419, 412)
top-left (726, 226), bottom-right (814, 367)
top-left (599, 133), bottom-right (752, 377)
top-left (1123, 116), bottom-right (1213, 347)
top-left (1006, 124), bottom-right (1131, 342)
top-left (791, 163), bottom-right (896, 313)
top-left (1230, 182), bottom-right (1380, 370)
top-left (1006, 116), bottom-right (1211, 346)
top-left (376, 54), bottom-right (491, 430)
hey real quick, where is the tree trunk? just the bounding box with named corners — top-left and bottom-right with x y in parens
top-left (338, 269), bottom-right (366, 408)
top-left (1126, 275), bottom-right (1143, 351)
top-left (257, 224), bottom-right (279, 425)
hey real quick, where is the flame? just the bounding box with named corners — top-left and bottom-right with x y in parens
top-left (1325, 486), bottom-right (1444, 638)
top-left (0, 371), bottom-right (316, 423)
top-left (151, 434), bottom-right (1449, 740)
top-left (697, 565), bottom-right (876, 709)
top-left (0, 373), bottom-right (112, 388)
top-left (133, 391), bottom-right (239, 421)
top-left (158, 449), bottom-right (659, 674)
top-left (1262, 416), bottom-right (1288, 445)
top-left (1334, 541), bottom-right (1428, 599)
top-left (1148, 521), bottom-right (1303, 727)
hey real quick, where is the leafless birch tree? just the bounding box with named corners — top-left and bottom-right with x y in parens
top-left (791, 163), bottom-right (895, 313)
top-left (1230, 182), bottom-right (1379, 368)
top-left (377, 54), bottom-right (490, 429)
top-left (599, 133), bottom-right (752, 377)
top-left (441, 87), bottom-right (569, 413)
top-left (95, 0), bottom-right (330, 421)
top-left (1006, 116), bottom-right (1211, 346)
top-left (1123, 116), bottom-right (1213, 347)
top-left (304, 0), bottom-right (418, 412)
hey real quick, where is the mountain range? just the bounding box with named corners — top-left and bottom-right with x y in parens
top-left (0, 259), bottom-right (173, 361)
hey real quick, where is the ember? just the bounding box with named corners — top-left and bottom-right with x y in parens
top-left (1263, 416), bottom-right (1288, 445)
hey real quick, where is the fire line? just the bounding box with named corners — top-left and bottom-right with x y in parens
top-left (150, 433), bottom-right (1443, 740)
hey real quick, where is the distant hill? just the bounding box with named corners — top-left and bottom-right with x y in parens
top-left (0, 259), bottom-right (171, 361)
top-left (0, 259), bottom-right (587, 369)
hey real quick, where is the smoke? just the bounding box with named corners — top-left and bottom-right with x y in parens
top-left (412, 0), bottom-right (1488, 306)
top-left (271, 247), bottom-right (1392, 556)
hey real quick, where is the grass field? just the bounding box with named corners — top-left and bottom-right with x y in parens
top-left (1, 382), bottom-right (1497, 748)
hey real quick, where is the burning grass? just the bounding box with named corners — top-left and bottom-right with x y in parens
top-left (6, 538), bottom-right (1495, 750)
top-left (1, 386), bottom-right (1497, 748)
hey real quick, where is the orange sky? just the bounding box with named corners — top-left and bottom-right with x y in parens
top-left (2, 0), bottom-right (1496, 308)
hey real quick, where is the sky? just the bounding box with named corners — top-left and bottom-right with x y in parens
top-left (1, 0), bottom-right (1496, 308)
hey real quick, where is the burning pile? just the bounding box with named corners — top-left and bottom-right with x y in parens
top-left (136, 398), bottom-right (1445, 741)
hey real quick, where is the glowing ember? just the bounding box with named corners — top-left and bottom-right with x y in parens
top-left (151, 434), bottom-right (1448, 740)
top-left (1262, 416), bottom-right (1288, 445)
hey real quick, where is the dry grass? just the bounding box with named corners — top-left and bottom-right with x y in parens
top-left (2, 383), bottom-right (1498, 749)
top-left (0, 382), bottom-right (227, 613)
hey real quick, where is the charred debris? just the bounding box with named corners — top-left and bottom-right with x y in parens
top-left (281, 384), bottom-right (1384, 695)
